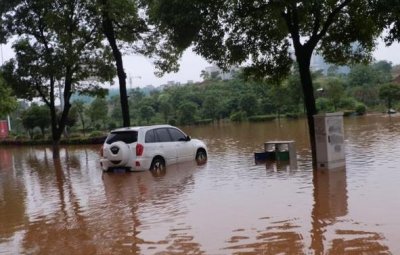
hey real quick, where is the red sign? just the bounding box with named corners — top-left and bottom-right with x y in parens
top-left (0, 120), bottom-right (9, 138)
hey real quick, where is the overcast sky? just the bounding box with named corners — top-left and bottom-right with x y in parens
top-left (1, 37), bottom-right (400, 89)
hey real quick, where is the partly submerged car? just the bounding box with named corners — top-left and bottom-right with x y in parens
top-left (100, 125), bottom-right (207, 172)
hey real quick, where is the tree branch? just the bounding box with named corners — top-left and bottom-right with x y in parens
top-left (35, 80), bottom-right (50, 107)
top-left (307, 0), bottom-right (352, 49)
top-left (281, 7), bottom-right (302, 50)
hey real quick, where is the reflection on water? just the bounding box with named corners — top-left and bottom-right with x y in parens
top-left (1, 116), bottom-right (399, 254)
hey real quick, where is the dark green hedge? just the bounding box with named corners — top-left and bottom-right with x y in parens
top-left (248, 115), bottom-right (276, 122)
top-left (0, 136), bottom-right (107, 146)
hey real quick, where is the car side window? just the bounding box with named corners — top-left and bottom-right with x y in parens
top-left (145, 130), bottom-right (156, 143)
top-left (168, 128), bottom-right (187, 142)
top-left (154, 128), bottom-right (172, 142)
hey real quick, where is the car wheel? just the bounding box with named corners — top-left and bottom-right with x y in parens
top-left (196, 149), bottom-right (207, 165)
top-left (150, 157), bottom-right (166, 177)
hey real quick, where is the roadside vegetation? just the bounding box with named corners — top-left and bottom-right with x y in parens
top-left (2, 60), bottom-right (400, 143)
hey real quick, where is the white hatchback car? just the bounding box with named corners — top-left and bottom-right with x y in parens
top-left (100, 125), bottom-right (207, 172)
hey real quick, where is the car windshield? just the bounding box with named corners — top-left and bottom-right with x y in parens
top-left (105, 131), bottom-right (138, 144)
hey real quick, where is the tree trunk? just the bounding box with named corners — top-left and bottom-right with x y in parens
top-left (296, 50), bottom-right (318, 167)
top-left (79, 113), bottom-right (86, 137)
top-left (52, 140), bottom-right (60, 159)
top-left (101, 1), bottom-right (130, 127)
top-left (49, 102), bottom-right (60, 159)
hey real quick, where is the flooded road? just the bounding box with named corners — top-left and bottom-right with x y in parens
top-left (1, 115), bottom-right (399, 254)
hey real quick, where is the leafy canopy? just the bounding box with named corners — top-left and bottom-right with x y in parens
top-left (148, 0), bottom-right (381, 81)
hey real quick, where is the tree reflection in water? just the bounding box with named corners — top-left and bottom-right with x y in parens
top-left (224, 221), bottom-right (304, 254)
top-left (311, 168), bottom-right (390, 255)
top-left (223, 167), bottom-right (390, 254)
top-left (101, 161), bottom-right (204, 254)
top-left (0, 147), bottom-right (26, 243)
top-left (20, 148), bottom-right (97, 255)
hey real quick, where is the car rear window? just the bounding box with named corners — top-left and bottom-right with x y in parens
top-left (105, 131), bottom-right (138, 144)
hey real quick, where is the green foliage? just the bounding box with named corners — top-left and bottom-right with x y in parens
top-left (139, 105), bottom-right (155, 124)
top-left (355, 103), bottom-right (367, 115)
top-left (87, 97), bottom-right (109, 129)
top-left (323, 78), bottom-right (345, 110)
top-left (195, 119), bottom-right (213, 125)
top-left (248, 115), bottom-right (276, 122)
top-left (1, 0), bottom-right (116, 146)
top-left (338, 97), bottom-right (357, 110)
top-left (316, 98), bottom-right (334, 113)
top-left (6, 60), bottom-right (400, 134)
top-left (88, 131), bottom-right (105, 138)
top-left (239, 94), bottom-right (258, 116)
top-left (0, 75), bottom-right (17, 118)
top-left (285, 112), bottom-right (302, 119)
top-left (21, 104), bottom-right (50, 138)
top-left (379, 83), bottom-right (400, 110)
top-left (230, 111), bottom-right (247, 122)
top-left (71, 100), bottom-right (87, 136)
top-left (178, 101), bottom-right (198, 125)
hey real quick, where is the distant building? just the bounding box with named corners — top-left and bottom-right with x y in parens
top-left (310, 53), bottom-right (350, 75)
top-left (203, 65), bottom-right (238, 80)
top-left (166, 81), bottom-right (181, 86)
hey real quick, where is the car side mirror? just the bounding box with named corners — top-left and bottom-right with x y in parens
top-left (186, 135), bottom-right (191, 141)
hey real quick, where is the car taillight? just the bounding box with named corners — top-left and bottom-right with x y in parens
top-left (136, 143), bottom-right (144, 156)
top-left (100, 145), bottom-right (104, 157)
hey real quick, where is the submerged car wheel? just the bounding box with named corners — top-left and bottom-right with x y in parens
top-left (150, 157), bottom-right (166, 177)
top-left (196, 149), bottom-right (207, 165)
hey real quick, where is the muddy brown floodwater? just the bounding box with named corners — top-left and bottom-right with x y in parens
top-left (1, 115), bottom-right (400, 254)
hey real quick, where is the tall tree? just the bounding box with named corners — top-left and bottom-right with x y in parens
top-left (98, 0), bottom-right (142, 127)
top-left (148, 0), bottom-right (382, 166)
top-left (97, 0), bottom-right (182, 127)
top-left (379, 83), bottom-right (400, 112)
top-left (21, 103), bottom-right (50, 138)
top-left (1, 0), bottom-right (114, 157)
top-left (87, 97), bottom-right (109, 129)
top-left (70, 100), bottom-right (87, 136)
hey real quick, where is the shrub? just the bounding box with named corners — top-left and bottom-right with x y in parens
top-left (248, 115), bottom-right (276, 122)
top-left (316, 97), bottom-right (334, 113)
top-left (343, 110), bottom-right (355, 117)
top-left (14, 135), bottom-right (29, 141)
top-left (33, 133), bottom-right (43, 140)
top-left (68, 133), bottom-right (82, 139)
top-left (108, 122), bottom-right (117, 130)
top-left (195, 119), bottom-right (213, 125)
top-left (338, 97), bottom-right (357, 110)
top-left (89, 131), bottom-right (105, 138)
top-left (168, 118), bottom-right (177, 126)
top-left (230, 111), bottom-right (247, 122)
top-left (285, 112), bottom-right (300, 119)
top-left (355, 103), bottom-right (367, 115)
